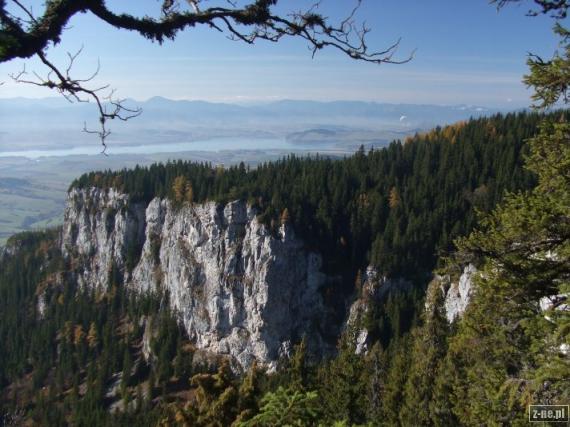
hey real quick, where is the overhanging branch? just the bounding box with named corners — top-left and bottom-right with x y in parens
top-left (1, 0), bottom-right (410, 65)
top-left (1, 0), bottom-right (411, 150)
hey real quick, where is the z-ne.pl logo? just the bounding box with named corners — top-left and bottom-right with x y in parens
top-left (529, 405), bottom-right (569, 423)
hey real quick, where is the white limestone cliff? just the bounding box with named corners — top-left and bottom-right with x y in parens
top-left (346, 265), bottom-right (411, 354)
top-left (427, 264), bottom-right (477, 323)
top-left (62, 187), bottom-right (329, 370)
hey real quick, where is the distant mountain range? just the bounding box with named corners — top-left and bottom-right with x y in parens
top-left (0, 97), bottom-right (510, 151)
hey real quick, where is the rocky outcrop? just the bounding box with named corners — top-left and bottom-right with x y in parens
top-left (62, 188), bottom-right (330, 370)
top-left (62, 188), bottom-right (147, 290)
top-left (346, 266), bottom-right (411, 354)
top-left (1, 233), bottom-right (35, 260)
top-left (539, 293), bottom-right (569, 355)
top-left (426, 264), bottom-right (477, 323)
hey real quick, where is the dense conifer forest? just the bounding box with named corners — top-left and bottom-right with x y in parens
top-left (1, 109), bottom-right (567, 426)
top-left (73, 112), bottom-right (545, 281)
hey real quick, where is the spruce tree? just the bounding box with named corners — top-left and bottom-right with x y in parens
top-left (400, 283), bottom-right (449, 426)
top-left (317, 336), bottom-right (367, 425)
top-left (445, 14), bottom-right (570, 425)
top-left (237, 386), bottom-right (321, 427)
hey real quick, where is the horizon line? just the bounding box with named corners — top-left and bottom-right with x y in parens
top-left (0, 95), bottom-right (524, 109)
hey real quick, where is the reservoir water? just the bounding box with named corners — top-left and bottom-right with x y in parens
top-left (0, 137), bottom-right (325, 159)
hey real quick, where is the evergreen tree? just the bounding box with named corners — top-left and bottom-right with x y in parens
top-left (185, 181), bottom-right (194, 204)
top-left (189, 360), bottom-right (239, 426)
top-left (318, 336), bottom-right (367, 425)
top-left (72, 110), bottom-right (544, 280)
top-left (443, 14), bottom-right (570, 425)
top-left (235, 361), bottom-right (263, 424)
top-left (363, 342), bottom-right (388, 425)
top-left (121, 346), bottom-right (133, 404)
top-left (380, 336), bottom-right (411, 426)
top-left (400, 281), bottom-right (449, 426)
top-left (237, 386), bottom-right (321, 427)
top-left (288, 338), bottom-right (309, 391)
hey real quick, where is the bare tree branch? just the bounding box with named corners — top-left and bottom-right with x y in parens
top-left (1, 1), bottom-right (411, 150)
top-left (0, 1), bottom-right (410, 64)
top-left (9, 45), bottom-right (141, 153)
top-left (492, 0), bottom-right (569, 18)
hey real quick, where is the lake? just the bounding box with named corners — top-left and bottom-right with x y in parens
top-left (0, 137), bottom-right (325, 159)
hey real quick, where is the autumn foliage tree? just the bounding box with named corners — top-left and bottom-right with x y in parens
top-left (172, 175), bottom-right (194, 205)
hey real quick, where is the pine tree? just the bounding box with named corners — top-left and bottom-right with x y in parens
top-left (189, 360), bottom-right (238, 425)
top-left (400, 281), bottom-right (449, 426)
top-left (185, 181), bottom-right (194, 204)
top-left (121, 346), bottom-right (132, 402)
top-left (174, 344), bottom-right (191, 380)
top-left (445, 15), bottom-right (570, 425)
top-left (363, 342), bottom-right (388, 424)
top-left (429, 352), bottom-right (459, 427)
top-left (235, 361), bottom-right (262, 424)
top-left (237, 387), bottom-right (321, 427)
top-left (288, 338), bottom-right (308, 391)
top-left (318, 335), bottom-right (367, 425)
top-left (381, 336), bottom-right (410, 425)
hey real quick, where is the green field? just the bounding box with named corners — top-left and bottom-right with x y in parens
top-left (0, 174), bottom-right (66, 245)
top-left (0, 149), bottom-right (332, 245)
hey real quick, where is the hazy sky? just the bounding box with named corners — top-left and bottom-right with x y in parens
top-left (0, 0), bottom-right (564, 107)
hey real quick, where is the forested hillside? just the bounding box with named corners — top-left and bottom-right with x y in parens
top-left (73, 112), bottom-right (545, 280)
top-left (1, 110), bottom-right (565, 426)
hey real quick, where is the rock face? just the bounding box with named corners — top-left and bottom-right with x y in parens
top-left (539, 293), bottom-right (569, 355)
top-left (346, 266), bottom-right (411, 354)
top-left (62, 188), bottom-right (147, 290)
top-left (427, 264), bottom-right (477, 323)
top-left (62, 188), bottom-right (329, 370)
